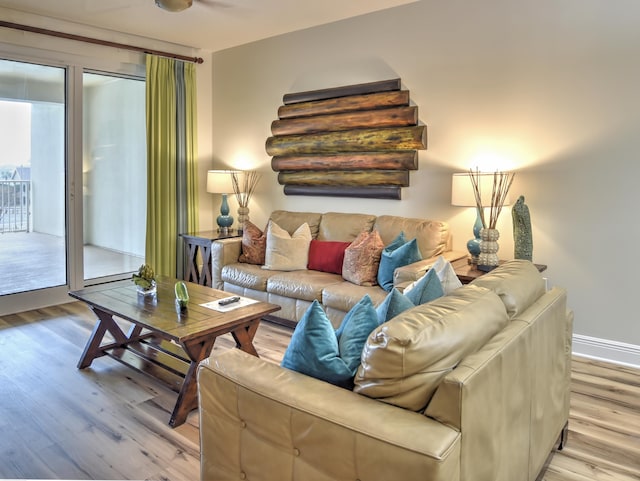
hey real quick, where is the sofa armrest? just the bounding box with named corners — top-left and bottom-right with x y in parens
top-left (198, 349), bottom-right (461, 481)
top-left (210, 237), bottom-right (242, 290)
top-left (394, 250), bottom-right (467, 286)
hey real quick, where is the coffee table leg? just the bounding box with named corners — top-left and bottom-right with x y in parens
top-left (169, 318), bottom-right (262, 427)
top-left (77, 307), bottom-right (129, 369)
top-left (231, 318), bottom-right (261, 357)
top-left (170, 337), bottom-right (216, 428)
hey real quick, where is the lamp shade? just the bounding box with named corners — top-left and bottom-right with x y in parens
top-left (451, 172), bottom-right (512, 207)
top-left (207, 170), bottom-right (236, 194)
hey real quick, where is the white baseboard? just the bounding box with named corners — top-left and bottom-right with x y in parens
top-left (572, 334), bottom-right (640, 369)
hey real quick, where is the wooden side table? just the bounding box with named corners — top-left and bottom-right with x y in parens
top-left (181, 230), bottom-right (240, 286)
top-left (452, 257), bottom-right (547, 284)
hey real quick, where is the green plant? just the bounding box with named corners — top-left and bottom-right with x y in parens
top-left (132, 263), bottom-right (155, 289)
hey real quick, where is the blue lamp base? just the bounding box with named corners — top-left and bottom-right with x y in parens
top-left (216, 193), bottom-right (234, 234)
top-left (466, 208), bottom-right (483, 264)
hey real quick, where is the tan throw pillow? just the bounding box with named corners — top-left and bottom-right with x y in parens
top-left (342, 230), bottom-right (384, 286)
top-left (238, 220), bottom-right (266, 265)
top-left (262, 220), bottom-right (312, 271)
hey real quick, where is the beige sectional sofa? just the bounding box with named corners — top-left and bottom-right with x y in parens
top-left (210, 210), bottom-right (465, 326)
top-left (198, 260), bottom-right (573, 481)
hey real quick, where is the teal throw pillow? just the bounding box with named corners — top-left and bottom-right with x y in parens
top-left (376, 288), bottom-right (415, 324)
top-left (404, 268), bottom-right (444, 305)
top-left (281, 296), bottom-right (378, 388)
top-left (335, 295), bottom-right (379, 374)
top-left (377, 232), bottom-right (422, 292)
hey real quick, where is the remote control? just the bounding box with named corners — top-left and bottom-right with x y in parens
top-left (219, 296), bottom-right (241, 306)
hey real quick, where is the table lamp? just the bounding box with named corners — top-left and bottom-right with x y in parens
top-left (207, 170), bottom-right (236, 235)
top-left (452, 172), bottom-right (511, 264)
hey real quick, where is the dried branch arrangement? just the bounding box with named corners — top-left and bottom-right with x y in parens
top-left (468, 169), bottom-right (515, 229)
top-left (231, 170), bottom-right (261, 208)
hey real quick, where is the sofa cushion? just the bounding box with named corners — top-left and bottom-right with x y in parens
top-left (376, 288), bottom-right (415, 324)
top-left (238, 220), bottom-right (266, 265)
top-left (262, 221), bottom-right (312, 271)
top-left (316, 212), bottom-right (376, 241)
top-left (267, 270), bottom-right (343, 302)
top-left (270, 210), bottom-right (322, 239)
top-left (374, 215), bottom-right (449, 260)
top-left (403, 268), bottom-right (444, 305)
top-left (377, 232), bottom-right (422, 292)
top-left (322, 281), bottom-right (389, 314)
top-left (308, 240), bottom-right (351, 274)
top-left (281, 296), bottom-right (378, 388)
top-left (221, 263), bottom-right (274, 291)
top-left (342, 230), bottom-right (385, 286)
top-left (354, 284), bottom-right (509, 411)
top-left (470, 260), bottom-right (546, 318)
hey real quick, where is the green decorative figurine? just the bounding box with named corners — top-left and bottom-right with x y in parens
top-left (512, 195), bottom-right (533, 261)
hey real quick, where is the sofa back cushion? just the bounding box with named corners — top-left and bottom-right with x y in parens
top-left (470, 260), bottom-right (546, 318)
top-left (354, 284), bottom-right (509, 412)
top-left (374, 215), bottom-right (450, 260)
top-left (317, 212), bottom-right (376, 241)
top-left (270, 210), bottom-right (322, 238)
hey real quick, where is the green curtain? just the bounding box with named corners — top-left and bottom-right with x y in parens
top-left (145, 55), bottom-right (199, 277)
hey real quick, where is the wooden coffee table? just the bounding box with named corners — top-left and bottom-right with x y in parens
top-left (69, 277), bottom-right (280, 427)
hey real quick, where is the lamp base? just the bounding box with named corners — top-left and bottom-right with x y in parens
top-left (466, 208), bottom-right (483, 264)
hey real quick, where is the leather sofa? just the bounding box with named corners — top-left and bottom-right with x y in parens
top-left (198, 260), bottom-right (573, 481)
top-left (210, 210), bottom-right (465, 326)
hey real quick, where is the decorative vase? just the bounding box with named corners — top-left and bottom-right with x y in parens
top-left (478, 228), bottom-right (500, 272)
top-left (136, 280), bottom-right (157, 297)
top-left (237, 206), bottom-right (250, 234)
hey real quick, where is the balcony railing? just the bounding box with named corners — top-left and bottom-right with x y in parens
top-left (0, 180), bottom-right (31, 233)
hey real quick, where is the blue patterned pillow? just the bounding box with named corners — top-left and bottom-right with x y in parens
top-left (377, 232), bottom-right (422, 292)
top-left (376, 288), bottom-right (415, 324)
top-left (281, 296), bottom-right (378, 388)
top-left (404, 268), bottom-right (444, 305)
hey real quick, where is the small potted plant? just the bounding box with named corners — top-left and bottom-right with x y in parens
top-left (132, 263), bottom-right (156, 297)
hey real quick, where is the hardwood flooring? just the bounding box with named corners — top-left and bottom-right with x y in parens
top-left (0, 301), bottom-right (638, 480)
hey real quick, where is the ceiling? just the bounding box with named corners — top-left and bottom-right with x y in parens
top-left (0, 0), bottom-right (418, 52)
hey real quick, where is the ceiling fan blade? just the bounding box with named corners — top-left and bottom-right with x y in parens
top-left (155, 0), bottom-right (192, 12)
top-left (197, 0), bottom-right (233, 9)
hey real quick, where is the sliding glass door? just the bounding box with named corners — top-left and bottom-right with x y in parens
top-left (82, 72), bottom-right (146, 283)
top-left (0, 59), bottom-right (66, 297)
top-left (0, 56), bottom-right (146, 313)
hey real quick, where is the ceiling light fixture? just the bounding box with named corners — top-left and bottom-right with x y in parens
top-left (155, 0), bottom-right (193, 12)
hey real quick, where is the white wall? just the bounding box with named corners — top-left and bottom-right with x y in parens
top-left (210, 0), bottom-right (640, 362)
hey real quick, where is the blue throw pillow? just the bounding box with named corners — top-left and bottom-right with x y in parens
top-left (335, 295), bottom-right (379, 373)
top-left (281, 296), bottom-right (378, 388)
top-left (404, 268), bottom-right (444, 305)
top-left (377, 232), bottom-right (422, 292)
top-left (376, 288), bottom-right (415, 324)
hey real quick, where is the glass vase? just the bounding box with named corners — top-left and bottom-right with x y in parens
top-left (478, 228), bottom-right (500, 272)
top-left (136, 280), bottom-right (157, 297)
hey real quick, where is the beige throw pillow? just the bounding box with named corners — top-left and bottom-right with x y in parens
top-left (262, 220), bottom-right (312, 271)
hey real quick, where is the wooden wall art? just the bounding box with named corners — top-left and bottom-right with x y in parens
top-left (265, 78), bottom-right (426, 200)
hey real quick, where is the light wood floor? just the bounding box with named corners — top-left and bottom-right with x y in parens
top-left (0, 302), bottom-right (638, 481)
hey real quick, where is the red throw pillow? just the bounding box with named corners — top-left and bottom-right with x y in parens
top-left (307, 240), bottom-right (352, 275)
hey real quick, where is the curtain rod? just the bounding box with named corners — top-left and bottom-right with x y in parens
top-left (0, 20), bottom-right (204, 64)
